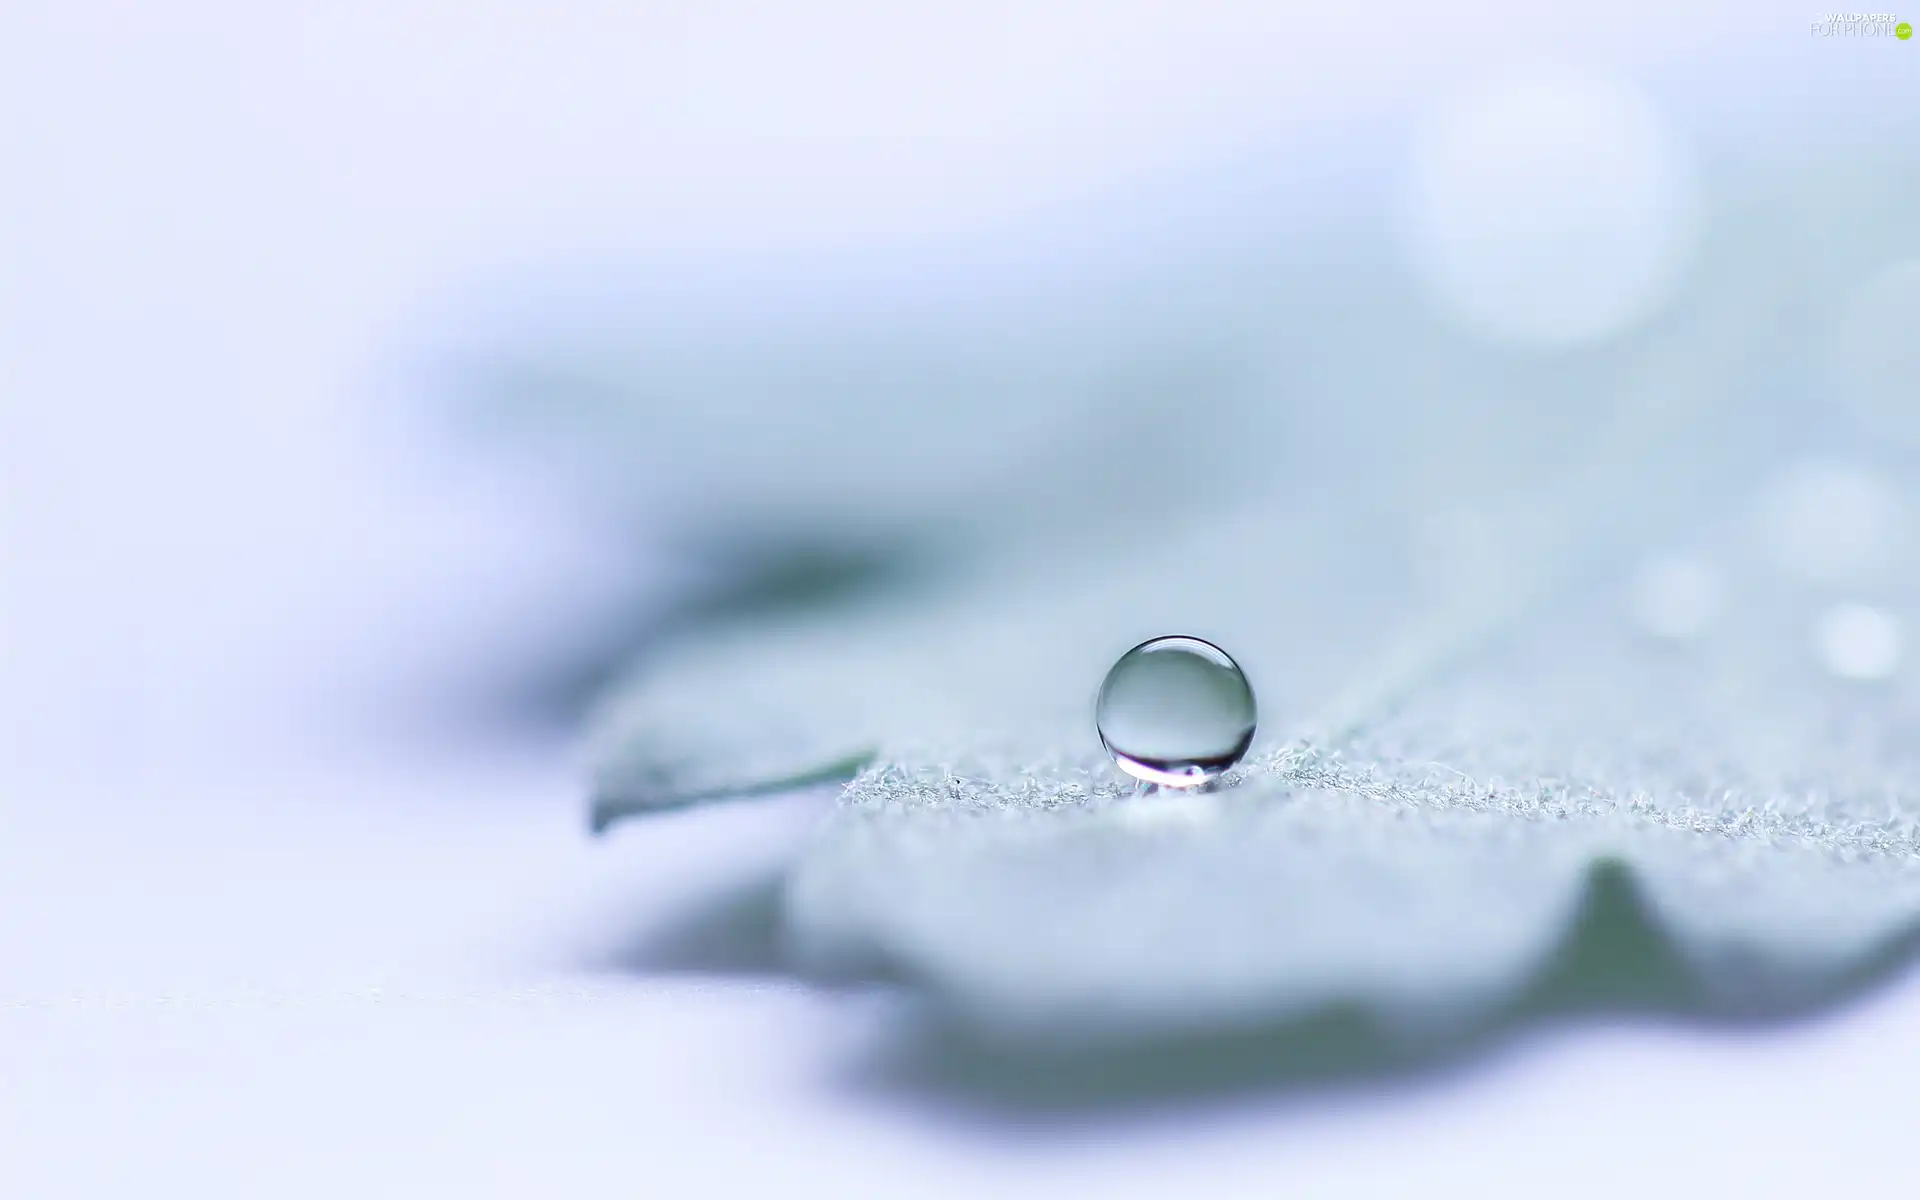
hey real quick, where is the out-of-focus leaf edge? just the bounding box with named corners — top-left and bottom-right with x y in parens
top-left (589, 749), bottom-right (877, 835)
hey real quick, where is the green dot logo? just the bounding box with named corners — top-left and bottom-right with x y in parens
top-left (1899, 20), bottom-right (1914, 39)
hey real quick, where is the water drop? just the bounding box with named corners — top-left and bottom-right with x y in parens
top-left (1096, 636), bottom-right (1256, 788)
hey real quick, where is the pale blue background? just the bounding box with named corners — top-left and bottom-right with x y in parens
top-left (3, 3), bottom-right (1916, 1194)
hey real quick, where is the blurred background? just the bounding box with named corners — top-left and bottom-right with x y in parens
top-left (3, 2), bottom-right (1919, 1194)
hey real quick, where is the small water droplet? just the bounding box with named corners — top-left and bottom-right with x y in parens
top-left (1096, 636), bottom-right (1256, 788)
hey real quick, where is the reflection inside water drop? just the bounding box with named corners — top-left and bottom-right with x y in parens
top-left (1096, 636), bottom-right (1257, 788)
